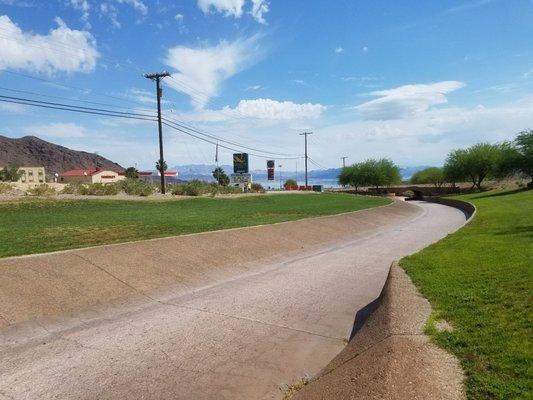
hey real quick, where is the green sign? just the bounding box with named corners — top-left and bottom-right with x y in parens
top-left (233, 153), bottom-right (249, 173)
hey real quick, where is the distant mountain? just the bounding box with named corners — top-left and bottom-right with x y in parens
top-left (171, 164), bottom-right (430, 182)
top-left (0, 135), bottom-right (124, 175)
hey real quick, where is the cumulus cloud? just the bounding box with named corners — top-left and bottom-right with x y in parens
top-left (354, 81), bottom-right (465, 120)
top-left (165, 35), bottom-right (262, 109)
top-left (311, 97), bottom-right (533, 166)
top-left (192, 98), bottom-right (326, 121)
top-left (25, 122), bottom-right (86, 138)
top-left (334, 47), bottom-right (344, 54)
top-left (0, 15), bottom-right (98, 74)
top-left (197, 0), bottom-right (245, 17)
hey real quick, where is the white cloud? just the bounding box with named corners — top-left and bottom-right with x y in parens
top-left (246, 84), bottom-right (262, 91)
top-left (100, 3), bottom-right (120, 28)
top-left (197, 0), bottom-right (245, 17)
top-left (310, 96), bottom-right (533, 166)
top-left (175, 13), bottom-right (184, 22)
top-left (290, 79), bottom-right (307, 86)
top-left (191, 98), bottom-right (326, 121)
top-left (0, 15), bottom-right (99, 74)
top-left (0, 0), bottom-right (35, 6)
top-left (197, 0), bottom-right (269, 23)
top-left (362, 46), bottom-right (368, 52)
top-left (25, 122), bottom-right (87, 138)
top-left (334, 47), bottom-right (344, 54)
top-left (165, 35), bottom-right (262, 109)
top-left (354, 81), bottom-right (465, 120)
top-left (69, 0), bottom-right (90, 23)
top-left (116, 0), bottom-right (148, 15)
top-left (251, 0), bottom-right (269, 24)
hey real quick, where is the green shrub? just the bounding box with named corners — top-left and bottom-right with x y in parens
top-left (60, 183), bottom-right (80, 194)
top-left (78, 183), bottom-right (118, 196)
top-left (0, 183), bottom-right (13, 194)
top-left (119, 179), bottom-right (155, 196)
top-left (171, 180), bottom-right (213, 196)
top-left (27, 184), bottom-right (56, 196)
top-left (403, 190), bottom-right (415, 199)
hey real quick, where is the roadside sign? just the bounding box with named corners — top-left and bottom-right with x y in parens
top-left (233, 153), bottom-right (249, 173)
top-left (267, 160), bottom-right (275, 180)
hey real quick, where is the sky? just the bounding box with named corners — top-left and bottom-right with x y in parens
top-left (0, 0), bottom-right (532, 172)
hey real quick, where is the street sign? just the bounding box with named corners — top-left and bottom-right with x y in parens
top-left (230, 173), bottom-right (252, 184)
top-left (233, 153), bottom-right (249, 173)
top-left (267, 160), bottom-right (275, 180)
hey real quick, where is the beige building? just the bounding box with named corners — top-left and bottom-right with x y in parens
top-left (18, 166), bottom-right (46, 184)
top-left (59, 169), bottom-right (125, 184)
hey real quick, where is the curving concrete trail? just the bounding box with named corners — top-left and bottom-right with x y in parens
top-left (0, 201), bottom-right (466, 400)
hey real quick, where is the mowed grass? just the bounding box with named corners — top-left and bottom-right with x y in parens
top-left (0, 193), bottom-right (390, 258)
top-left (401, 189), bottom-right (533, 399)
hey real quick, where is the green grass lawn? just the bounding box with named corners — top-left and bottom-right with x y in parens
top-left (0, 193), bottom-right (389, 258)
top-left (401, 189), bottom-right (532, 399)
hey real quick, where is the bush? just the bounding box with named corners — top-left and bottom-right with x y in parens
top-left (0, 183), bottom-right (13, 194)
top-left (403, 190), bottom-right (415, 199)
top-left (27, 184), bottom-right (56, 196)
top-left (283, 179), bottom-right (297, 189)
top-left (78, 183), bottom-right (119, 196)
top-left (60, 183), bottom-right (80, 194)
top-left (171, 180), bottom-right (209, 196)
top-left (251, 183), bottom-right (265, 193)
top-left (119, 179), bottom-right (155, 196)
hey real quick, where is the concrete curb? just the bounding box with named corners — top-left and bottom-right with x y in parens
top-left (290, 198), bottom-right (476, 399)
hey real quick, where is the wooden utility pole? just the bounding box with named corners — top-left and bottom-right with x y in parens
top-left (299, 132), bottom-right (312, 188)
top-left (144, 71), bottom-right (171, 194)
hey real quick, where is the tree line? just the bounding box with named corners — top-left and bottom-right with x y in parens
top-left (338, 130), bottom-right (532, 190)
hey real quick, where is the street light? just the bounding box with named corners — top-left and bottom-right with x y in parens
top-left (279, 164), bottom-right (283, 190)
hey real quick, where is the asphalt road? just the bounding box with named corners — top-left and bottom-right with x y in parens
top-left (0, 201), bottom-right (466, 400)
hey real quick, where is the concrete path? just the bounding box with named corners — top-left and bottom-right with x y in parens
top-left (0, 201), bottom-right (466, 400)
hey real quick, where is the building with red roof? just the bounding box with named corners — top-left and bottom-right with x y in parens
top-left (59, 169), bottom-right (124, 184)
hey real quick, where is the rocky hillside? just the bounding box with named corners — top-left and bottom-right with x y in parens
top-left (0, 135), bottom-right (124, 174)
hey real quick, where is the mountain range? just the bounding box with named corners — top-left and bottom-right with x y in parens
top-left (0, 135), bottom-right (124, 175)
top-left (171, 164), bottom-right (430, 182)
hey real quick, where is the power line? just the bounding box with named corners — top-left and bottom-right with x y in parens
top-left (161, 115), bottom-right (300, 157)
top-left (0, 94), bottom-right (156, 118)
top-left (162, 120), bottom-right (302, 160)
top-left (0, 97), bottom-right (156, 121)
top-left (0, 86), bottom-right (153, 113)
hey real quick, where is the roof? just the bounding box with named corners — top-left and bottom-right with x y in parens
top-left (60, 169), bottom-right (117, 177)
top-left (139, 171), bottom-right (178, 176)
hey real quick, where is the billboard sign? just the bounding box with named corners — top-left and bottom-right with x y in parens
top-left (233, 153), bottom-right (249, 173)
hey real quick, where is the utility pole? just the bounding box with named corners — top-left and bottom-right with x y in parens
top-left (341, 156), bottom-right (347, 169)
top-left (299, 132), bottom-right (312, 188)
top-left (144, 71), bottom-right (171, 194)
top-left (279, 164), bottom-right (283, 190)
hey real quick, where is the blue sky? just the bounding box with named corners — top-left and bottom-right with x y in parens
top-left (0, 0), bottom-right (532, 172)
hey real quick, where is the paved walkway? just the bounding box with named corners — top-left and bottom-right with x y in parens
top-left (0, 201), bottom-right (466, 400)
